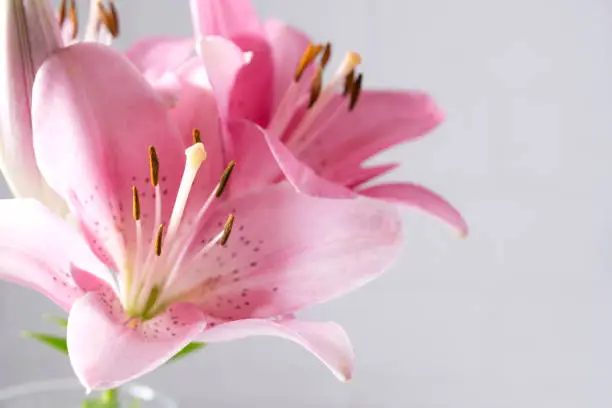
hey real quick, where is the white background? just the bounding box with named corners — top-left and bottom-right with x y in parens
top-left (1, 0), bottom-right (612, 406)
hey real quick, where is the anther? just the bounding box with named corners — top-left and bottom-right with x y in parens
top-left (220, 215), bottom-right (235, 246)
top-left (343, 69), bottom-right (355, 96)
top-left (349, 73), bottom-right (363, 111)
top-left (97, 1), bottom-right (119, 38)
top-left (192, 128), bottom-right (202, 144)
top-left (216, 161), bottom-right (236, 198)
top-left (308, 67), bottom-right (323, 108)
top-left (148, 146), bottom-right (160, 187)
top-left (58, 0), bottom-right (67, 26)
top-left (321, 42), bottom-right (332, 68)
top-left (109, 1), bottom-right (120, 36)
top-left (154, 224), bottom-right (164, 256)
top-left (69, 0), bottom-right (78, 39)
top-left (295, 43), bottom-right (323, 82)
top-left (132, 186), bottom-right (141, 221)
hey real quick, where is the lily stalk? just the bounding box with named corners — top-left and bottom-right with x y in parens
top-left (0, 0), bottom-right (68, 215)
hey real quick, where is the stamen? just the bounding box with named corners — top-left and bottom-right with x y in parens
top-left (148, 146), bottom-right (159, 187)
top-left (154, 224), bottom-right (164, 256)
top-left (192, 128), bottom-right (202, 144)
top-left (69, 0), bottom-right (78, 39)
top-left (343, 69), bottom-right (355, 96)
top-left (295, 43), bottom-right (323, 82)
top-left (58, 0), bottom-right (67, 26)
top-left (215, 161), bottom-right (236, 198)
top-left (321, 42), bottom-right (332, 68)
top-left (349, 73), bottom-right (363, 111)
top-left (308, 67), bottom-right (323, 108)
top-left (220, 214), bottom-right (235, 246)
top-left (97, 2), bottom-right (119, 38)
top-left (109, 1), bottom-right (120, 37)
top-left (132, 186), bottom-right (141, 221)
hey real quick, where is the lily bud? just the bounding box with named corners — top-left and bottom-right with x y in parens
top-left (0, 0), bottom-right (68, 215)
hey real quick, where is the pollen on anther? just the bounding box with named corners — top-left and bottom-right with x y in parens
top-left (321, 42), bottom-right (332, 68)
top-left (132, 186), bottom-right (141, 221)
top-left (295, 43), bottom-right (323, 82)
top-left (349, 73), bottom-right (363, 111)
top-left (58, 0), bottom-right (67, 26)
top-left (220, 215), bottom-right (235, 246)
top-left (192, 128), bottom-right (202, 144)
top-left (216, 161), bottom-right (236, 198)
top-left (148, 146), bottom-right (160, 186)
top-left (154, 224), bottom-right (164, 256)
top-left (308, 67), bottom-right (323, 108)
top-left (68, 0), bottom-right (78, 39)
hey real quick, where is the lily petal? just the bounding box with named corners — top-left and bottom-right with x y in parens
top-left (175, 183), bottom-right (403, 319)
top-left (125, 36), bottom-right (195, 81)
top-left (359, 183), bottom-right (468, 236)
top-left (296, 91), bottom-right (444, 178)
top-left (264, 20), bottom-right (312, 113)
top-left (32, 43), bottom-right (185, 269)
top-left (68, 291), bottom-right (205, 391)
top-left (0, 199), bottom-right (107, 311)
top-left (199, 318), bottom-right (354, 381)
top-left (190, 0), bottom-right (262, 39)
top-left (0, 0), bottom-right (67, 214)
top-left (258, 123), bottom-right (356, 198)
top-left (198, 35), bottom-right (274, 126)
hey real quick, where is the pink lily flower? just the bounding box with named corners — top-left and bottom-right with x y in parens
top-left (184, 0), bottom-right (468, 236)
top-left (0, 0), bottom-right (67, 214)
top-left (1, 42), bottom-right (402, 390)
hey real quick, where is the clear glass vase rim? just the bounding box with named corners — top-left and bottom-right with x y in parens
top-left (0, 377), bottom-right (177, 407)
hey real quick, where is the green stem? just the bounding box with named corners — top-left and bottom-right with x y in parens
top-left (100, 388), bottom-right (119, 408)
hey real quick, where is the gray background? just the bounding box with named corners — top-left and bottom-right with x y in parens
top-left (1, 0), bottom-right (612, 406)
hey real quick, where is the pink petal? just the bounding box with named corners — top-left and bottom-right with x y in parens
top-left (198, 35), bottom-right (274, 126)
top-left (359, 183), bottom-right (468, 236)
top-left (199, 318), bottom-right (354, 381)
top-left (258, 123), bottom-right (357, 198)
top-left (0, 0), bottom-right (67, 214)
top-left (296, 91), bottom-right (444, 177)
top-left (125, 36), bottom-right (195, 81)
top-left (340, 163), bottom-right (400, 189)
top-left (263, 20), bottom-right (312, 112)
top-left (0, 199), bottom-right (108, 311)
top-left (190, 0), bottom-right (262, 39)
top-left (32, 43), bottom-right (186, 269)
top-left (175, 184), bottom-right (403, 319)
top-left (68, 291), bottom-right (205, 391)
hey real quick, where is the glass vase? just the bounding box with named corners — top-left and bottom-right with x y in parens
top-left (0, 378), bottom-right (176, 408)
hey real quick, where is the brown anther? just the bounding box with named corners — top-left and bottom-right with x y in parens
top-left (349, 73), bottom-right (363, 111)
top-left (109, 1), bottom-right (120, 37)
top-left (220, 214), bottom-right (235, 246)
top-left (97, 2), bottom-right (119, 38)
top-left (154, 224), bottom-right (164, 256)
top-left (321, 42), bottom-right (332, 68)
top-left (295, 43), bottom-right (323, 82)
top-left (148, 146), bottom-right (160, 187)
top-left (343, 69), bottom-right (355, 96)
top-left (69, 0), bottom-right (78, 40)
top-left (58, 0), bottom-right (67, 26)
top-left (192, 128), bottom-right (202, 144)
top-left (308, 67), bottom-right (323, 109)
top-left (216, 161), bottom-right (236, 198)
top-left (132, 186), bottom-right (141, 221)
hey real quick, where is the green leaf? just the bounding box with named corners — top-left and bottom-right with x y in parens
top-left (168, 341), bottom-right (206, 362)
top-left (22, 332), bottom-right (67, 354)
top-left (43, 314), bottom-right (68, 327)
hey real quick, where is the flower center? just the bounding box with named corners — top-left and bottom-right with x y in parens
top-left (122, 133), bottom-right (235, 319)
top-left (268, 42), bottom-right (364, 152)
